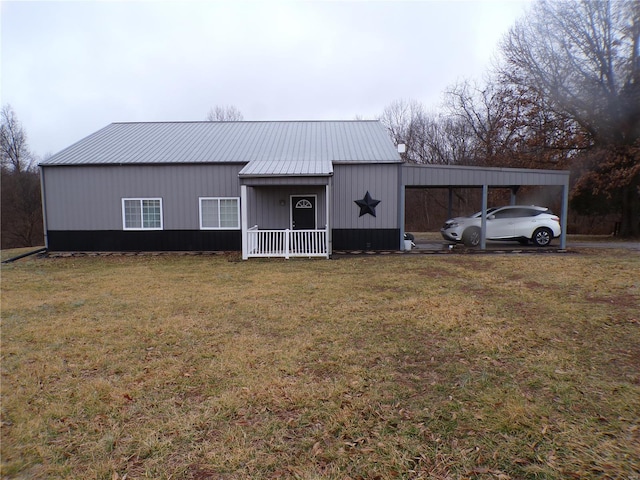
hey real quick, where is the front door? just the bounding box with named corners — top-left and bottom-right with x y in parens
top-left (291, 195), bottom-right (316, 230)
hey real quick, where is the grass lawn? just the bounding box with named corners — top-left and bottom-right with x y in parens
top-left (1, 250), bottom-right (639, 479)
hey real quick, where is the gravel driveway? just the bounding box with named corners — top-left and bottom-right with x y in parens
top-left (414, 238), bottom-right (640, 252)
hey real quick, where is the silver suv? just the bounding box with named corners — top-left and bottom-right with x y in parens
top-left (440, 205), bottom-right (561, 247)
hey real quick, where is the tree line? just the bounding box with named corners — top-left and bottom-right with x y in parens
top-left (2, 0), bottom-right (638, 248)
top-left (381, 0), bottom-right (639, 236)
top-left (1, 105), bottom-right (43, 249)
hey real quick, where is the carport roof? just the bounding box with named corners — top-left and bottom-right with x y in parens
top-left (402, 164), bottom-right (570, 186)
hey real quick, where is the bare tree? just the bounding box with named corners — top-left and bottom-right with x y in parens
top-left (446, 79), bottom-right (584, 169)
top-left (1, 104), bottom-right (33, 173)
top-left (423, 115), bottom-right (476, 166)
top-left (380, 98), bottom-right (479, 165)
top-left (206, 105), bottom-right (244, 122)
top-left (499, 0), bottom-right (640, 236)
top-left (380, 99), bottom-right (446, 164)
top-left (1, 169), bottom-right (43, 248)
top-left (445, 80), bottom-right (540, 166)
top-left (0, 105), bottom-right (43, 247)
top-left (379, 99), bottom-right (423, 160)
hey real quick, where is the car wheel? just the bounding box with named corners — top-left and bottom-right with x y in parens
top-left (462, 227), bottom-right (481, 247)
top-left (532, 227), bottom-right (553, 247)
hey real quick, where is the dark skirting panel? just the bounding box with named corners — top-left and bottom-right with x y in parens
top-left (47, 230), bottom-right (242, 252)
top-left (331, 229), bottom-right (400, 251)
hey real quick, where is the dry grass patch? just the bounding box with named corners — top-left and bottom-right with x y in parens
top-left (1, 251), bottom-right (639, 479)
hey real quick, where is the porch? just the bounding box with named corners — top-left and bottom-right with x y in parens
top-left (239, 178), bottom-right (332, 260)
top-left (244, 226), bottom-right (330, 259)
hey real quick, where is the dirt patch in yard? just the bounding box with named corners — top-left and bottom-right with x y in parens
top-left (583, 293), bottom-right (639, 309)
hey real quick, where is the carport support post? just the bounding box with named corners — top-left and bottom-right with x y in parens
top-left (448, 187), bottom-right (453, 219)
top-left (510, 186), bottom-right (519, 205)
top-left (560, 181), bottom-right (569, 249)
top-left (480, 184), bottom-right (488, 250)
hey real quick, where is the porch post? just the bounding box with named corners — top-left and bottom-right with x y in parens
top-left (325, 182), bottom-right (331, 258)
top-left (285, 229), bottom-right (290, 259)
top-left (241, 185), bottom-right (248, 260)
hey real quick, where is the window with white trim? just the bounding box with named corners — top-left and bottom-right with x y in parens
top-left (199, 197), bottom-right (240, 229)
top-left (122, 198), bottom-right (163, 230)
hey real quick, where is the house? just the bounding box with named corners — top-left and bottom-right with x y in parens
top-left (39, 120), bottom-right (571, 258)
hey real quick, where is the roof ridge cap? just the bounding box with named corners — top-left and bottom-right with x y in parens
top-left (111, 120), bottom-right (381, 125)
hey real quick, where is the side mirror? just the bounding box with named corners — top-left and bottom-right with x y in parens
top-left (488, 214), bottom-right (495, 220)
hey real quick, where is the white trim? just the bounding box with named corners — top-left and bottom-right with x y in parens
top-left (199, 197), bottom-right (241, 230)
top-left (245, 227), bottom-right (328, 258)
top-left (122, 198), bottom-right (163, 230)
top-left (241, 186), bottom-right (248, 260)
top-left (40, 166), bottom-right (49, 249)
top-left (290, 194), bottom-right (317, 230)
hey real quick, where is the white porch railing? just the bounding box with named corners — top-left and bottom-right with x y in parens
top-left (246, 226), bottom-right (329, 259)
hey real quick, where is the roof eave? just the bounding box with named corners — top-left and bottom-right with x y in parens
top-left (238, 172), bottom-right (334, 179)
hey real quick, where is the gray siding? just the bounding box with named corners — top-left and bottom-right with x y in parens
top-left (402, 164), bottom-right (570, 186)
top-left (43, 164), bottom-right (244, 230)
top-left (332, 164), bottom-right (400, 229)
top-left (246, 186), bottom-right (327, 230)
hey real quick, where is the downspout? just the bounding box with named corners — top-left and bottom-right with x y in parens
top-left (398, 163), bottom-right (405, 250)
top-left (1, 247), bottom-right (47, 264)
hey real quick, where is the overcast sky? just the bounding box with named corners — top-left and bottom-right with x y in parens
top-left (1, 0), bottom-right (531, 158)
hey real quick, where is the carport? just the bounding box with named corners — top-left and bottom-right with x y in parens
top-left (400, 164), bottom-right (571, 249)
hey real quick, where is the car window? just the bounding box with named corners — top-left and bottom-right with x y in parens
top-left (533, 208), bottom-right (552, 216)
top-left (493, 208), bottom-right (520, 218)
top-left (513, 208), bottom-right (534, 217)
top-left (495, 207), bottom-right (547, 218)
top-left (492, 210), bottom-right (511, 218)
top-left (474, 206), bottom-right (552, 219)
top-left (522, 208), bottom-right (547, 217)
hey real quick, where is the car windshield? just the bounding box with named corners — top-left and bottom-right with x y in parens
top-left (470, 208), bottom-right (498, 218)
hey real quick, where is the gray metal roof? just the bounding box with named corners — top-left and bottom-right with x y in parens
top-left (41, 121), bottom-right (402, 175)
top-left (239, 158), bottom-right (334, 177)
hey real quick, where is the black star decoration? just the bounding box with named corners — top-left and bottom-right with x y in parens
top-left (354, 191), bottom-right (381, 217)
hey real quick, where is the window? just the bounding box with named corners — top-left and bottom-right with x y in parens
top-left (200, 197), bottom-right (240, 229)
top-left (295, 199), bottom-right (313, 209)
top-left (493, 209), bottom-right (516, 219)
top-left (122, 198), bottom-right (163, 230)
